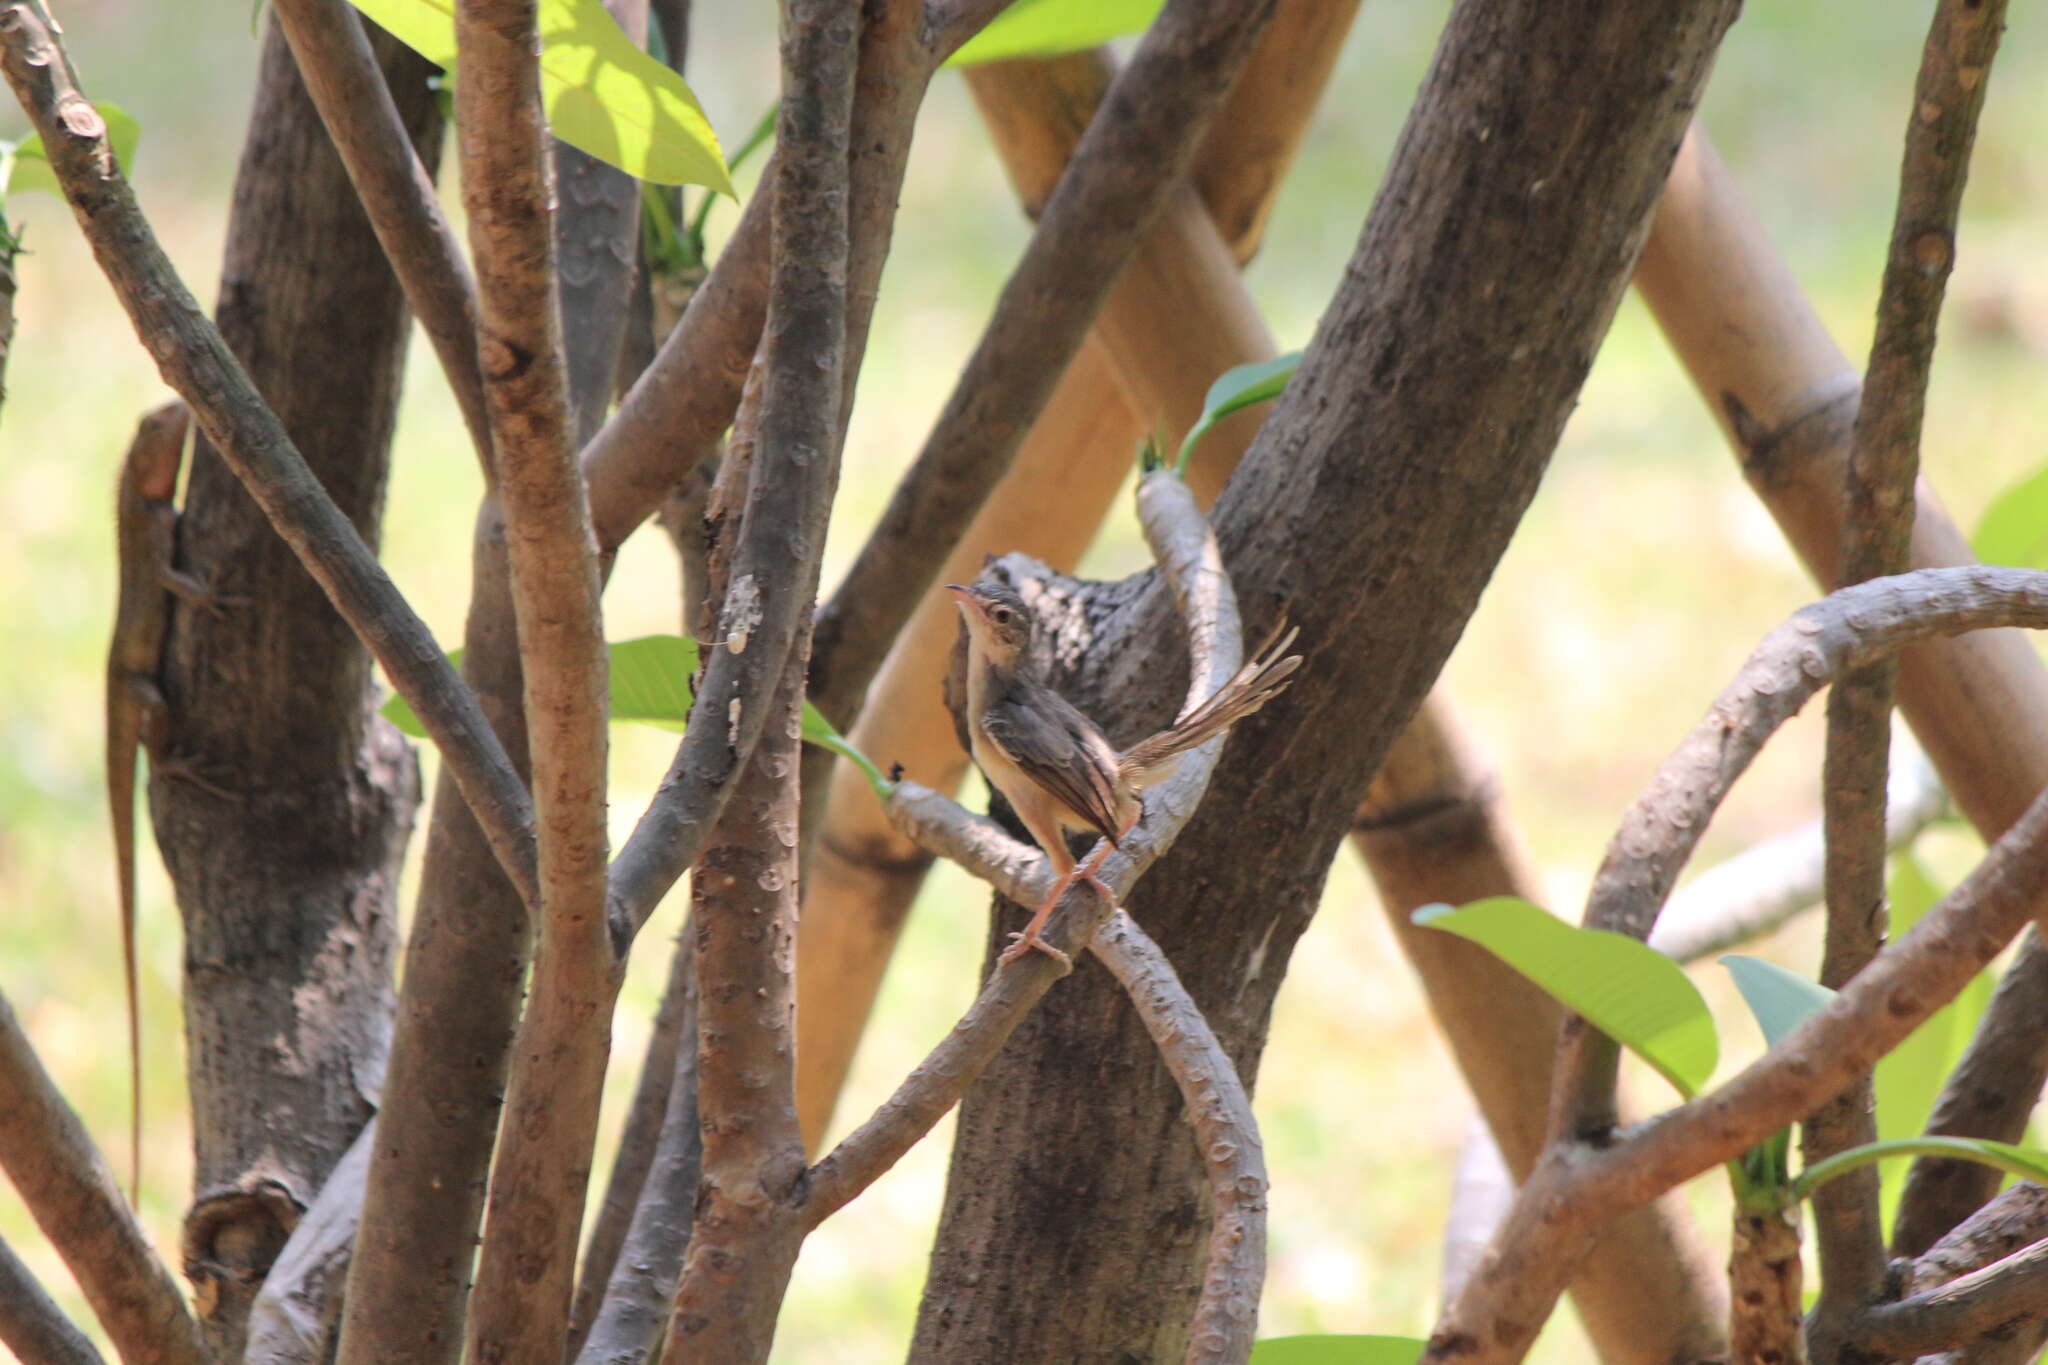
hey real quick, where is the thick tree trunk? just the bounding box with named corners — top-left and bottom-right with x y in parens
top-left (156, 20), bottom-right (436, 1353)
top-left (910, 0), bottom-right (1738, 1358)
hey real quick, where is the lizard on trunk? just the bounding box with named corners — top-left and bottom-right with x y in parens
top-left (106, 399), bottom-right (227, 1197)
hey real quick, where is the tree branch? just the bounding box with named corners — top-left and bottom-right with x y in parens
top-left (1554, 567), bottom-right (2048, 1142)
top-left (269, 0), bottom-right (491, 463)
top-left (1809, 0), bottom-right (2008, 1325)
top-left (0, 988), bottom-right (204, 1365)
top-left (0, 1), bottom-right (538, 910)
top-left (0, 1235), bottom-right (103, 1365)
top-left (1856, 1239), bottom-right (2048, 1358)
top-left (807, 470), bottom-right (1252, 1222)
top-left (1433, 572), bottom-right (2048, 1364)
top-left (451, 0), bottom-right (615, 1355)
top-left (574, 939), bottom-right (703, 1365)
top-left (1090, 910), bottom-right (1268, 1365)
top-left (1648, 740), bottom-right (1945, 963)
top-left (806, 0), bottom-right (1280, 727)
top-left (567, 933), bottom-right (695, 1355)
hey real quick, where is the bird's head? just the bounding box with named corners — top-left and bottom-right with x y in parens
top-left (946, 580), bottom-right (1033, 670)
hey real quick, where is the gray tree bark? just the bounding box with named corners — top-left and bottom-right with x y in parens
top-left (155, 19), bottom-right (437, 1354)
top-left (909, 0), bottom-right (1739, 1358)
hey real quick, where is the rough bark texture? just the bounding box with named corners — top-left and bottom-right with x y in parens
top-left (158, 20), bottom-right (434, 1352)
top-left (909, 2), bottom-right (1737, 1358)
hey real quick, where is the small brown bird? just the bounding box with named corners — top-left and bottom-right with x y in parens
top-left (948, 581), bottom-right (1301, 968)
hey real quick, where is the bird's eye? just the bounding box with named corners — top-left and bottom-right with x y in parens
top-left (991, 608), bottom-right (1012, 625)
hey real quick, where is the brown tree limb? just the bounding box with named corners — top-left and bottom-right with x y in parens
top-left (0, 1235), bottom-right (104, 1365)
top-left (808, 469), bottom-right (1252, 1224)
top-left (656, 1), bottom-right (857, 1354)
top-left (452, 0), bottom-right (615, 1356)
top-left (1879, 1184), bottom-right (2048, 1364)
top-left (1894, 933), bottom-right (2048, 1259)
top-left (1091, 910), bottom-right (1268, 1365)
top-left (0, 3), bottom-right (539, 909)
top-left (0, 988), bottom-right (205, 1365)
top-left (1856, 1239), bottom-right (2048, 1358)
top-left (1433, 569), bottom-right (2048, 1363)
top-left (1728, 1202), bottom-right (1806, 1365)
top-left (269, 0), bottom-right (492, 463)
top-left (806, 0), bottom-right (1281, 727)
top-left (1810, 0), bottom-right (2008, 1327)
top-left (1648, 741), bottom-right (1946, 963)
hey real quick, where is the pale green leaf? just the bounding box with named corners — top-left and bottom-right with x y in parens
top-left (1249, 1336), bottom-right (1426, 1365)
top-left (1415, 897), bottom-right (1718, 1098)
top-left (380, 636), bottom-right (889, 797)
top-left (6, 103), bottom-right (141, 198)
top-left (1176, 351), bottom-right (1301, 475)
top-left (344, 0), bottom-right (734, 192)
top-left (1794, 1136), bottom-right (2048, 1204)
top-left (947, 0), bottom-right (1164, 67)
top-left (1721, 955), bottom-right (1836, 1048)
top-left (1973, 462), bottom-right (2048, 570)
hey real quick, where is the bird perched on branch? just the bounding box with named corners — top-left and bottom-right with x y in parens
top-left (948, 580), bottom-right (1300, 968)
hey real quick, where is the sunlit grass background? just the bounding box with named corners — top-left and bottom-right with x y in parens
top-left (4, 1), bottom-right (2047, 1360)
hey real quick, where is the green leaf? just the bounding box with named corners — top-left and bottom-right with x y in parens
top-left (1175, 351), bottom-right (1301, 476)
top-left (5, 103), bottom-right (141, 198)
top-left (379, 636), bottom-right (891, 798)
top-left (1973, 462), bottom-right (2048, 570)
top-left (946, 0), bottom-right (1165, 67)
top-left (1721, 955), bottom-right (1836, 1048)
top-left (344, 0), bottom-right (734, 193)
top-left (1415, 897), bottom-right (1718, 1098)
top-left (1793, 1136), bottom-right (2048, 1204)
top-left (1249, 1336), bottom-right (1427, 1365)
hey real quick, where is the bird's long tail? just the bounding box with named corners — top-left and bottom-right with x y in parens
top-left (1118, 617), bottom-right (1301, 785)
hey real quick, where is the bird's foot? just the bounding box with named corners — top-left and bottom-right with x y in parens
top-left (999, 928), bottom-right (1072, 973)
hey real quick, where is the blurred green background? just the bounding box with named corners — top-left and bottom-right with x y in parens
top-left (3, 1), bottom-right (2046, 1360)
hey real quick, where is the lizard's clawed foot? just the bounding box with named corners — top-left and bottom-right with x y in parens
top-left (155, 753), bottom-right (237, 801)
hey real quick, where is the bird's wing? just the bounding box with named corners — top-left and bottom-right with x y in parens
top-left (979, 691), bottom-right (1128, 845)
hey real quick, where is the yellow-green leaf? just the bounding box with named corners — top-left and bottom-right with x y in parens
top-left (344, 0), bottom-right (734, 193)
top-left (1415, 897), bottom-right (1718, 1099)
top-left (946, 0), bottom-right (1164, 67)
top-left (1249, 1336), bottom-right (1426, 1365)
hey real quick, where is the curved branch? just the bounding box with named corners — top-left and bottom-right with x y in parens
top-left (0, 990), bottom-right (204, 1365)
top-left (1856, 1238), bottom-right (2048, 1358)
top-left (807, 470), bottom-right (1250, 1223)
top-left (1555, 566), bottom-right (2048, 1139)
top-left (244, 1123), bottom-right (374, 1363)
top-left (0, 3), bottom-right (538, 910)
top-left (1091, 910), bottom-right (1267, 1365)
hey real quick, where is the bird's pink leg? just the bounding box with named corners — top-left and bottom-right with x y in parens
top-left (1000, 811), bottom-right (1142, 969)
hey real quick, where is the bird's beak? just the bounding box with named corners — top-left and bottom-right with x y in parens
top-left (945, 583), bottom-right (982, 618)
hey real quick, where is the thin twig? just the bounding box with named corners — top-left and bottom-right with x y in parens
top-left (0, 1234), bottom-right (104, 1365)
top-left (0, 2), bottom-right (539, 910)
top-left (0, 988), bottom-right (205, 1365)
top-left (808, 470), bottom-right (1251, 1222)
top-left (568, 934), bottom-right (695, 1355)
top-left (575, 939), bottom-right (703, 1365)
top-left (1810, 0), bottom-right (2009, 1323)
top-left (807, 0), bottom-right (1281, 727)
top-left (1895, 933), bottom-right (2048, 1258)
top-left (1092, 910), bottom-right (1268, 1365)
top-left (1554, 567), bottom-right (2048, 1142)
top-left (269, 0), bottom-right (492, 464)
top-left (244, 1122), bottom-right (373, 1364)
top-left (1649, 741), bottom-right (1946, 963)
top-left (453, 0), bottom-right (614, 1355)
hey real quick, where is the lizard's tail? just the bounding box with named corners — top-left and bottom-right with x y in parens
top-left (1118, 618), bottom-right (1301, 786)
